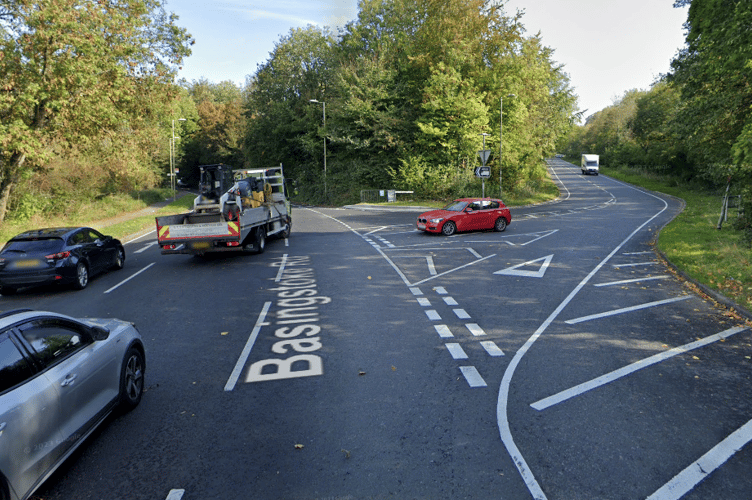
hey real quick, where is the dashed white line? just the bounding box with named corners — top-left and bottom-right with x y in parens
top-left (465, 323), bottom-right (486, 336)
top-left (103, 263), bottom-right (155, 294)
top-left (453, 309), bottom-right (471, 319)
top-left (443, 297), bottom-right (458, 306)
top-left (417, 297), bottom-right (431, 307)
top-left (564, 296), bottom-right (692, 324)
top-left (166, 490), bottom-right (185, 500)
top-left (445, 343), bottom-right (468, 360)
top-left (425, 310), bottom-right (441, 321)
top-left (434, 325), bottom-right (454, 338)
top-left (460, 366), bottom-right (487, 388)
top-left (434, 287), bottom-right (448, 295)
top-left (134, 241), bottom-right (158, 253)
top-left (410, 287), bottom-right (423, 295)
top-left (481, 341), bottom-right (504, 357)
top-left (425, 256), bottom-right (437, 275)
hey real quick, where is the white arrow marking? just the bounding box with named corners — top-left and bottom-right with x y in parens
top-left (494, 254), bottom-right (554, 278)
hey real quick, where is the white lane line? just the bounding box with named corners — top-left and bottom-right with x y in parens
top-left (468, 248), bottom-right (482, 258)
top-left (365, 226), bottom-right (388, 235)
top-left (274, 253), bottom-right (289, 282)
top-left (426, 310), bottom-right (441, 321)
top-left (446, 343), bottom-right (468, 360)
top-left (647, 418), bottom-right (752, 500)
top-left (564, 296), bottom-right (692, 324)
top-left (454, 309), bottom-right (471, 319)
top-left (103, 263), bottom-right (155, 294)
top-left (519, 229), bottom-right (559, 246)
top-left (135, 241), bottom-right (158, 253)
top-left (594, 275), bottom-right (670, 287)
top-left (481, 341), bottom-right (505, 356)
top-left (224, 302), bottom-right (272, 392)
top-left (498, 177), bottom-right (670, 500)
top-left (411, 254), bottom-right (497, 287)
top-left (613, 261), bottom-right (658, 267)
top-left (460, 366), bottom-right (487, 388)
top-left (623, 251), bottom-right (653, 255)
top-left (425, 256), bottom-right (437, 275)
top-left (466, 323), bottom-right (486, 336)
top-left (166, 490), bottom-right (185, 500)
top-left (410, 287), bottom-right (423, 296)
top-left (435, 325), bottom-right (454, 338)
top-left (434, 287), bottom-right (448, 295)
top-left (531, 326), bottom-right (748, 411)
top-left (443, 297), bottom-right (458, 306)
top-left (417, 297), bottom-right (431, 307)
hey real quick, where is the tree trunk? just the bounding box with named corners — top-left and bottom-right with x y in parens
top-left (0, 153), bottom-right (26, 223)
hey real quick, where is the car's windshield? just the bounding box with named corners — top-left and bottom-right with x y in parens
top-left (442, 201), bottom-right (468, 212)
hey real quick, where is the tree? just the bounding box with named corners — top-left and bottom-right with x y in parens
top-left (0, 0), bottom-right (193, 221)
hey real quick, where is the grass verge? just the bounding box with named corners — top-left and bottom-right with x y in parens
top-left (601, 166), bottom-right (752, 316)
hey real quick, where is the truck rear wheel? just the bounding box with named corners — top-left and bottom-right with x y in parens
top-left (247, 227), bottom-right (266, 254)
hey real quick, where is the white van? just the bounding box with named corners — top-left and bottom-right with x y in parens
top-left (581, 154), bottom-right (599, 175)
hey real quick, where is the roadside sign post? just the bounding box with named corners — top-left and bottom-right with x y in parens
top-left (478, 133), bottom-right (491, 198)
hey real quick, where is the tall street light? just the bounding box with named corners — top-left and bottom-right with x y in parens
top-left (171, 117), bottom-right (186, 201)
top-left (309, 99), bottom-right (326, 200)
top-left (500, 94), bottom-right (515, 199)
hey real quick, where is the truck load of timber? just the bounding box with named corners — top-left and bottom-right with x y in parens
top-left (156, 164), bottom-right (291, 255)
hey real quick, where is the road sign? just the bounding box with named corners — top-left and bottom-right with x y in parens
top-left (475, 166), bottom-right (491, 178)
top-left (478, 149), bottom-right (491, 165)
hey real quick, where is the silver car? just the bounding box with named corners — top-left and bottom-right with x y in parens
top-left (0, 309), bottom-right (145, 500)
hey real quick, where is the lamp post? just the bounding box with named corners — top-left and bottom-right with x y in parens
top-left (480, 133), bottom-right (489, 199)
top-left (171, 117), bottom-right (186, 201)
top-left (500, 94), bottom-right (515, 198)
top-left (309, 99), bottom-right (326, 200)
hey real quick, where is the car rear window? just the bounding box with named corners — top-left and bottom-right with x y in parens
top-left (0, 333), bottom-right (34, 393)
top-left (4, 238), bottom-right (64, 253)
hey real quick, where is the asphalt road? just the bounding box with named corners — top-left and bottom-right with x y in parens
top-left (4, 159), bottom-right (751, 500)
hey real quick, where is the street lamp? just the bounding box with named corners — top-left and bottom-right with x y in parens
top-left (500, 94), bottom-right (515, 198)
top-left (480, 133), bottom-right (489, 199)
top-left (171, 117), bottom-right (186, 201)
top-left (309, 99), bottom-right (326, 200)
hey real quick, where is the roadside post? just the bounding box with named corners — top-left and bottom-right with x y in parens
top-left (477, 133), bottom-right (492, 198)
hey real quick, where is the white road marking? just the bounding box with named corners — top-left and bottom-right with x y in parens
top-left (435, 325), bottom-right (454, 338)
top-left (519, 229), bottom-right (559, 246)
top-left (410, 287), bottom-right (423, 295)
top-left (623, 251), bottom-right (653, 255)
top-left (446, 343), bottom-right (468, 360)
top-left (103, 263), bottom-right (155, 294)
top-left (443, 297), bottom-right (458, 306)
top-left (425, 256), bottom-right (437, 275)
top-left (495, 255), bottom-right (554, 278)
top-left (224, 302), bottom-right (272, 392)
top-left (531, 326), bottom-right (748, 411)
top-left (481, 341), bottom-right (504, 356)
top-left (274, 253), bottom-right (289, 282)
top-left (135, 241), bottom-right (158, 253)
top-left (460, 366), bottom-right (487, 388)
top-left (613, 261), bottom-right (658, 267)
top-left (365, 226), bottom-right (388, 235)
top-left (425, 310), bottom-right (441, 321)
top-left (646, 418), bottom-right (752, 500)
top-left (468, 248), bottom-right (483, 258)
top-left (166, 490), bottom-right (185, 500)
top-left (465, 323), bottom-right (486, 336)
top-left (417, 297), bottom-right (431, 307)
top-left (411, 254), bottom-right (497, 287)
top-left (434, 287), bottom-right (447, 295)
top-left (454, 309), bottom-right (471, 319)
top-left (594, 275), bottom-right (670, 287)
top-left (564, 295), bottom-right (692, 324)
top-left (498, 177), bottom-right (670, 500)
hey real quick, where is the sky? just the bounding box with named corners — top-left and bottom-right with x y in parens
top-left (166, 0), bottom-right (689, 119)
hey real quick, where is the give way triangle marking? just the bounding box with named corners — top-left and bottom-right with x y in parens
top-left (494, 254), bottom-right (554, 278)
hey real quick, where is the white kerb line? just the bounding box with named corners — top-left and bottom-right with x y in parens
top-left (104, 263), bottom-right (155, 294)
top-left (532, 326), bottom-right (748, 411)
top-left (224, 301), bottom-right (272, 391)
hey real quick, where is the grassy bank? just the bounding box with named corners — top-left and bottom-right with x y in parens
top-left (601, 165), bottom-right (752, 315)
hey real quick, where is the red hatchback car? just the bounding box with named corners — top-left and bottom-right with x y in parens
top-left (416, 198), bottom-right (511, 236)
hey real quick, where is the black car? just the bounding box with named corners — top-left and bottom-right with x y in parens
top-left (0, 227), bottom-right (125, 294)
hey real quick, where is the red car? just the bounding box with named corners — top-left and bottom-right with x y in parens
top-left (416, 198), bottom-right (511, 236)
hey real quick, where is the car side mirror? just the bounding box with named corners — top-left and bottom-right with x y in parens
top-left (90, 326), bottom-right (110, 341)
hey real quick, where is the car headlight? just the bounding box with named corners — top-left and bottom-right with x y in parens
top-left (430, 218), bottom-right (444, 224)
